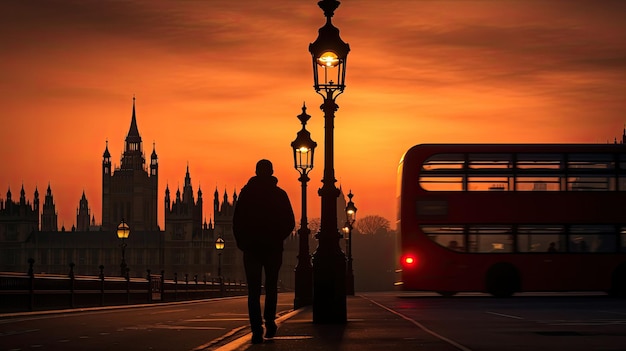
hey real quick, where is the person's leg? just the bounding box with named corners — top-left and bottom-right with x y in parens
top-left (263, 251), bottom-right (282, 338)
top-left (243, 252), bottom-right (264, 343)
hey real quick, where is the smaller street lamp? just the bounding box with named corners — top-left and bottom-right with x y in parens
top-left (117, 219), bottom-right (130, 277)
top-left (291, 103), bottom-right (317, 309)
top-left (215, 237), bottom-right (225, 278)
top-left (345, 191), bottom-right (357, 295)
top-left (215, 236), bottom-right (225, 297)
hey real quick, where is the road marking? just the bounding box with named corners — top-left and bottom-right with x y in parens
top-left (362, 296), bottom-right (473, 351)
top-left (0, 329), bottom-right (39, 336)
top-left (195, 309), bottom-right (302, 351)
top-left (125, 324), bottom-right (225, 331)
top-left (600, 310), bottom-right (626, 316)
top-left (210, 313), bottom-right (248, 317)
top-left (272, 336), bottom-right (313, 340)
top-left (485, 311), bottom-right (524, 320)
top-left (150, 309), bottom-right (188, 314)
top-left (186, 318), bottom-right (249, 322)
top-left (190, 326), bottom-right (247, 351)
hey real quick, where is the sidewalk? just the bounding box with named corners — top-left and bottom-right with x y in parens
top-left (216, 295), bottom-right (461, 351)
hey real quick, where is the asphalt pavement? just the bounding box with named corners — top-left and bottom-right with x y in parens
top-left (213, 295), bottom-right (461, 351)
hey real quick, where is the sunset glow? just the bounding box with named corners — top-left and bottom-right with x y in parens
top-left (1, 1), bottom-right (625, 230)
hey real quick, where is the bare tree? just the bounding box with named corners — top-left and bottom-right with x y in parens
top-left (354, 215), bottom-right (390, 236)
top-left (307, 217), bottom-right (321, 235)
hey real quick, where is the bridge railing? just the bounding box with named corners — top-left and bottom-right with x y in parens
top-left (0, 262), bottom-right (246, 313)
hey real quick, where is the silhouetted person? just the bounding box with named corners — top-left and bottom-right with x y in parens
top-left (548, 242), bottom-right (557, 252)
top-left (233, 159), bottom-right (295, 344)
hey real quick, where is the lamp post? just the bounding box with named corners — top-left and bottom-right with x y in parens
top-left (215, 237), bottom-right (225, 278)
top-left (215, 236), bottom-right (225, 296)
top-left (309, 0), bottom-right (350, 323)
top-left (345, 190), bottom-right (357, 295)
top-left (291, 103), bottom-right (317, 309)
top-left (117, 219), bottom-right (130, 277)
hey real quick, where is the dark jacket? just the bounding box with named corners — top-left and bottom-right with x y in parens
top-left (233, 175), bottom-right (295, 252)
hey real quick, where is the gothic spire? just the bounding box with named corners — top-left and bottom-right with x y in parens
top-left (103, 139), bottom-right (111, 158)
top-left (126, 95), bottom-right (141, 143)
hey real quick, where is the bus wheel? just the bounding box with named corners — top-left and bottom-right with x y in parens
top-left (437, 291), bottom-right (457, 297)
top-left (609, 263), bottom-right (626, 298)
top-left (485, 263), bottom-right (520, 298)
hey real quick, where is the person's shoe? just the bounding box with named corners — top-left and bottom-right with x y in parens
top-left (251, 331), bottom-right (264, 344)
top-left (265, 322), bottom-right (277, 339)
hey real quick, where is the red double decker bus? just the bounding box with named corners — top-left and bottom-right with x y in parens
top-left (396, 144), bottom-right (626, 297)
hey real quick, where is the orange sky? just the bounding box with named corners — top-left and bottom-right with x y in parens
top-left (1, 1), bottom-right (625, 230)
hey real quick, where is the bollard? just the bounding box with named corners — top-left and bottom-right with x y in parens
top-left (69, 262), bottom-right (75, 308)
top-left (174, 272), bottom-right (178, 301)
top-left (185, 273), bottom-right (189, 299)
top-left (28, 258), bottom-right (35, 311)
top-left (125, 267), bottom-right (130, 305)
top-left (146, 269), bottom-right (152, 303)
top-left (99, 265), bottom-right (105, 306)
top-left (160, 270), bottom-right (165, 302)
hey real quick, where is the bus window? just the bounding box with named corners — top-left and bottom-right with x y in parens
top-left (422, 225), bottom-right (465, 252)
top-left (515, 177), bottom-right (561, 191)
top-left (468, 154), bottom-right (512, 170)
top-left (467, 177), bottom-right (510, 191)
top-left (468, 226), bottom-right (513, 253)
top-left (516, 154), bottom-right (562, 170)
top-left (517, 225), bottom-right (565, 252)
top-left (568, 176), bottom-right (614, 191)
top-left (568, 154), bottom-right (614, 170)
top-left (419, 176), bottom-right (463, 191)
top-left (422, 154), bottom-right (464, 171)
top-left (570, 225), bottom-right (616, 253)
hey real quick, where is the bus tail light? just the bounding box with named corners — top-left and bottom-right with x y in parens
top-left (402, 254), bottom-right (418, 269)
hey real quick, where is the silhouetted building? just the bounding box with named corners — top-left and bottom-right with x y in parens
top-left (0, 186), bottom-right (39, 241)
top-left (0, 97), bottom-right (300, 287)
top-left (102, 97), bottom-right (158, 232)
top-left (0, 186), bottom-right (39, 269)
top-left (76, 191), bottom-right (91, 232)
top-left (40, 184), bottom-right (58, 232)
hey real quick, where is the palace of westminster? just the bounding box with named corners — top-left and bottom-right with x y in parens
top-left (0, 99), bottom-right (341, 287)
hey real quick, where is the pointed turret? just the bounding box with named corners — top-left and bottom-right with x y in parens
top-left (77, 190), bottom-right (90, 231)
top-left (165, 184), bottom-right (171, 211)
top-left (42, 183), bottom-right (58, 231)
top-left (120, 96), bottom-right (145, 171)
top-left (20, 185), bottom-right (26, 205)
top-left (150, 141), bottom-right (158, 176)
top-left (34, 187), bottom-right (39, 213)
top-left (214, 187), bottom-right (220, 213)
top-left (103, 140), bottom-right (111, 158)
top-left (126, 96), bottom-right (141, 143)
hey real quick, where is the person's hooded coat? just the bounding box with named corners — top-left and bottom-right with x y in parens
top-left (233, 175), bottom-right (295, 253)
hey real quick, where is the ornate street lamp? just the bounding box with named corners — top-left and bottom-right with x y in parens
top-left (309, 0), bottom-right (350, 323)
top-left (215, 236), bottom-right (225, 296)
top-left (117, 219), bottom-right (130, 277)
top-left (215, 236), bottom-right (225, 278)
top-left (291, 103), bottom-right (317, 309)
top-left (345, 190), bottom-right (357, 295)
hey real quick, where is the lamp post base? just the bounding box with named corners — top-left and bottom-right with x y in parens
top-left (294, 263), bottom-right (313, 309)
top-left (312, 249), bottom-right (347, 323)
top-left (346, 257), bottom-right (355, 295)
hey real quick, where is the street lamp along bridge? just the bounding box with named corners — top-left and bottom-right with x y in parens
top-left (308, 0), bottom-right (350, 324)
top-left (292, 103), bottom-right (317, 309)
